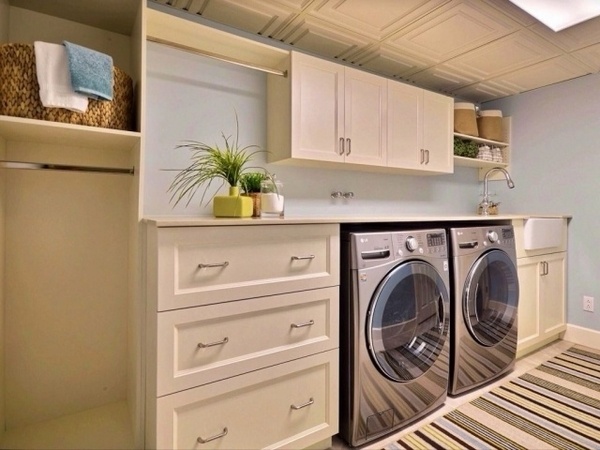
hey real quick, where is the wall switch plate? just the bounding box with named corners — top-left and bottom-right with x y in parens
top-left (583, 295), bottom-right (594, 312)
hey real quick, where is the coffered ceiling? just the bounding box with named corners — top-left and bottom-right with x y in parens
top-left (150, 0), bottom-right (600, 103)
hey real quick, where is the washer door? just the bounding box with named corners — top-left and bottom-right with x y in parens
top-left (464, 249), bottom-right (519, 347)
top-left (367, 261), bottom-right (448, 383)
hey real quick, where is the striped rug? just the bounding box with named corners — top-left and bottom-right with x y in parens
top-left (386, 345), bottom-right (600, 450)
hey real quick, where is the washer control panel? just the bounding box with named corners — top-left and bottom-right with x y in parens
top-left (391, 229), bottom-right (448, 258)
top-left (451, 225), bottom-right (516, 255)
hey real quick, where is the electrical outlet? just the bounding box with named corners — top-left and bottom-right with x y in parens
top-left (583, 296), bottom-right (594, 312)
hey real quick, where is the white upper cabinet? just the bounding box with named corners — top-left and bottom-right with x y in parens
top-left (269, 51), bottom-right (386, 167)
top-left (268, 51), bottom-right (453, 174)
top-left (388, 81), bottom-right (453, 173)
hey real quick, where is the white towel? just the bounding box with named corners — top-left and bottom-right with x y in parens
top-left (33, 41), bottom-right (88, 113)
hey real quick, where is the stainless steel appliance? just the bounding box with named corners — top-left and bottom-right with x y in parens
top-left (340, 229), bottom-right (450, 446)
top-left (449, 225), bottom-right (519, 396)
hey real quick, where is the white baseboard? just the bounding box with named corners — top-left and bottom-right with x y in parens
top-left (562, 324), bottom-right (600, 349)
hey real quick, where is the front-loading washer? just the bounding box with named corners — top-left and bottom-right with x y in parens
top-left (339, 229), bottom-right (450, 446)
top-left (448, 225), bottom-right (519, 396)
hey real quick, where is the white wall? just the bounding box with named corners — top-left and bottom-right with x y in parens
top-left (144, 42), bottom-right (487, 218)
top-left (486, 73), bottom-right (600, 332)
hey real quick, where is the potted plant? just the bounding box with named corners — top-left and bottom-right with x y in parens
top-left (168, 117), bottom-right (265, 217)
top-left (240, 171), bottom-right (267, 217)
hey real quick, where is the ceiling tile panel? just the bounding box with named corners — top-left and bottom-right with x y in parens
top-left (529, 17), bottom-right (600, 52)
top-left (481, 0), bottom-right (537, 26)
top-left (309, 0), bottom-right (449, 40)
top-left (446, 29), bottom-right (561, 78)
top-left (453, 81), bottom-right (518, 102)
top-left (202, 0), bottom-right (298, 37)
top-left (353, 45), bottom-right (437, 78)
top-left (572, 43), bottom-right (600, 72)
top-left (487, 55), bottom-right (592, 92)
top-left (385, 0), bottom-right (521, 60)
top-left (407, 64), bottom-right (478, 92)
top-left (277, 16), bottom-right (371, 60)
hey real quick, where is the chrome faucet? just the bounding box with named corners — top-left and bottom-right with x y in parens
top-left (479, 167), bottom-right (515, 215)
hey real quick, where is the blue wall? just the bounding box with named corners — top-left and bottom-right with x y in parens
top-left (486, 73), bottom-right (600, 331)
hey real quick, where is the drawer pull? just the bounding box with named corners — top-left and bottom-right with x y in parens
top-left (291, 255), bottom-right (315, 261)
top-left (291, 397), bottom-right (314, 410)
top-left (197, 427), bottom-right (228, 444)
top-left (197, 337), bottom-right (229, 348)
top-left (198, 261), bottom-right (229, 269)
top-left (291, 320), bottom-right (314, 329)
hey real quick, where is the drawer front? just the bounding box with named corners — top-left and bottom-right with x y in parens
top-left (155, 224), bottom-right (339, 311)
top-left (155, 350), bottom-right (339, 450)
top-left (156, 287), bottom-right (339, 396)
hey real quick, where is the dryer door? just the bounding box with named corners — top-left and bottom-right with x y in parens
top-left (464, 249), bottom-right (519, 347)
top-left (366, 261), bottom-right (449, 383)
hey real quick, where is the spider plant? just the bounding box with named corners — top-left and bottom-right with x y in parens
top-left (168, 118), bottom-right (265, 207)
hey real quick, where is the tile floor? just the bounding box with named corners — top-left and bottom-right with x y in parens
top-left (331, 339), bottom-right (575, 450)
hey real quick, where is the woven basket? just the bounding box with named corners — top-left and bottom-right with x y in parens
top-left (0, 43), bottom-right (134, 131)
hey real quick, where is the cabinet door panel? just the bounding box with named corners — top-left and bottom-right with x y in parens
top-left (422, 90), bottom-right (453, 173)
top-left (292, 53), bottom-right (344, 162)
top-left (540, 253), bottom-right (566, 335)
top-left (344, 67), bottom-right (387, 166)
top-left (387, 81), bottom-right (421, 169)
top-left (517, 258), bottom-right (540, 346)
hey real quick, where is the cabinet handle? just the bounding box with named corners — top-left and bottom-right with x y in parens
top-left (291, 319), bottom-right (314, 329)
top-left (540, 261), bottom-right (549, 276)
top-left (339, 137), bottom-right (345, 155)
top-left (197, 337), bottom-right (229, 348)
top-left (346, 138), bottom-right (351, 156)
top-left (197, 427), bottom-right (228, 444)
top-left (291, 397), bottom-right (314, 410)
top-left (291, 255), bottom-right (315, 261)
top-left (420, 149), bottom-right (425, 164)
top-left (425, 149), bottom-right (430, 164)
top-left (198, 261), bottom-right (229, 269)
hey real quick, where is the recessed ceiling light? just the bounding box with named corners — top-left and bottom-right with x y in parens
top-left (509, 0), bottom-right (600, 31)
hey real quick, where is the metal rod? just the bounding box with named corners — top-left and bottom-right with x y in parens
top-left (147, 36), bottom-right (288, 78)
top-left (0, 160), bottom-right (134, 175)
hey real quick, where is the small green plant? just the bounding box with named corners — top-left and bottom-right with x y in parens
top-left (240, 171), bottom-right (267, 194)
top-left (453, 137), bottom-right (479, 158)
top-left (168, 116), bottom-right (265, 207)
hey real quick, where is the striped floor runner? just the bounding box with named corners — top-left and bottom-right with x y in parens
top-left (386, 345), bottom-right (600, 450)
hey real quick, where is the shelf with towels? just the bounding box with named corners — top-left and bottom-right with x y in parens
top-left (0, 115), bottom-right (140, 152)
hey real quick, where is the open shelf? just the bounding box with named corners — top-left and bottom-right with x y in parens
top-left (454, 132), bottom-right (508, 147)
top-left (0, 116), bottom-right (140, 152)
top-left (454, 155), bottom-right (508, 169)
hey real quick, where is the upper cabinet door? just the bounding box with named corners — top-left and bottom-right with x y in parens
top-left (387, 81), bottom-right (422, 169)
top-left (387, 81), bottom-right (452, 173)
top-left (343, 67), bottom-right (387, 167)
top-left (291, 52), bottom-right (344, 162)
top-left (422, 90), bottom-right (453, 173)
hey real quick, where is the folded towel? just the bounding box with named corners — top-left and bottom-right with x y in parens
top-left (33, 41), bottom-right (89, 113)
top-left (63, 41), bottom-right (113, 101)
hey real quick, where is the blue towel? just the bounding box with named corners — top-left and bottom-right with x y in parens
top-left (63, 41), bottom-right (113, 101)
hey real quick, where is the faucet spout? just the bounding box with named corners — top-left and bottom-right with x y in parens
top-left (480, 167), bottom-right (515, 215)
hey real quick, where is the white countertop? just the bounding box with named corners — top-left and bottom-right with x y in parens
top-left (143, 213), bottom-right (571, 227)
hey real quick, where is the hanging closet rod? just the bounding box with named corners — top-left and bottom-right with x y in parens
top-left (147, 36), bottom-right (288, 78)
top-left (0, 160), bottom-right (134, 175)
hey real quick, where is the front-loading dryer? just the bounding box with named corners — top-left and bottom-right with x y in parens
top-left (339, 229), bottom-right (450, 446)
top-left (449, 225), bottom-right (519, 396)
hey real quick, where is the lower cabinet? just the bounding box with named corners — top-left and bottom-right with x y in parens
top-left (144, 222), bottom-right (340, 450)
top-left (516, 252), bottom-right (567, 357)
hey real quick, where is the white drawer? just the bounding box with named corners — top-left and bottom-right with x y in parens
top-left (153, 350), bottom-right (339, 450)
top-left (155, 287), bottom-right (339, 396)
top-left (152, 224), bottom-right (339, 311)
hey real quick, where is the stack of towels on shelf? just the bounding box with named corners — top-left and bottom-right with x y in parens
top-left (33, 41), bottom-right (113, 113)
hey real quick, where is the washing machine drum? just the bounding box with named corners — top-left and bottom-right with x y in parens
top-left (464, 249), bottom-right (519, 347)
top-left (367, 260), bottom-right (448, 383)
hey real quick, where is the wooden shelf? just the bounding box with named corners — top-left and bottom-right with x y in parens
top-left (0, 116), bottom-right (140, 152)
top-left (454, 132), bottom-right (508, 147)
top-left (454, 155), bottom-right (508, 169)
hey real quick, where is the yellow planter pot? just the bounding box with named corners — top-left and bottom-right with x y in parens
top-left (213, 186), bottom-right (253, 218)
